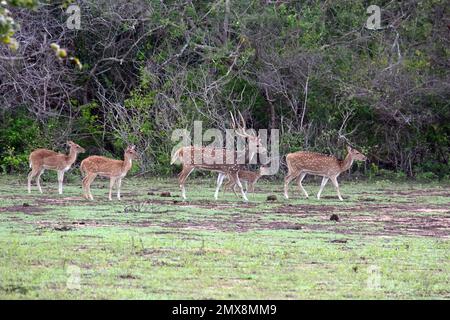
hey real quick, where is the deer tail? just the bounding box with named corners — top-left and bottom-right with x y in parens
top-left (79, 160), bottom-right (86, 176)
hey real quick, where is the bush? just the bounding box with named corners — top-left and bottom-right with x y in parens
top-left (416, 171), bottom-right (438, 182)
top-left (0, 112), bottom-right (42, 173)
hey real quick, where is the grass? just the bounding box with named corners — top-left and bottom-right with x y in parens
top-left (0, 173), bottom-right (449, 299)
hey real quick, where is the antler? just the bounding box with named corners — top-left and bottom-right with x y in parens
top-left (238, 111), bottom-right (246, 131)
top-left (234, 111), bottom-right (254, 138)
top-left (229, 111), bottom-right (237, 130)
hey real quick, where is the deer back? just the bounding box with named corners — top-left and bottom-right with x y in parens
top-left (81, 156), bottom-right (125, 177)
top-left (287, 151), bottom-right (341, 175)
top-left (179, 146), bottom-right (247, 172)
top-left (30, 149), bottom-right (75, 170)
top-left (238, 170), bottom-right (259, 183)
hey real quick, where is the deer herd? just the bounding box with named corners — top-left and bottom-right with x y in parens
top-left (27, 113), bottom-right (367, 202)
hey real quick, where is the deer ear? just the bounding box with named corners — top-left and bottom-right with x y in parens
top-left (346, 145), bottom-right (352, 153)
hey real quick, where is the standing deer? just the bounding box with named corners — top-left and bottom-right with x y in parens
top-left (223, 166), bottom-right (271, 194)
top-left (171, 112), bottom-right (266, 202)
top-left (284, 146), bottom-right (367, 201)
top-left (28, 141), bottom-right (85, 194)
top-left (80, 145), bottom-right (138, 200)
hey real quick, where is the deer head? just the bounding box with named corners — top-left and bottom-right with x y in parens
top-left (347, 145), bottom-right (367, 161)
top-left (67, 141), bottom-right (85, 153)
top-left (125, 145), bottom-right (139, 160)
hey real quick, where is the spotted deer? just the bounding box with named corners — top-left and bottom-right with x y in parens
top-left (223, 166), bottom-right (271, 195)
top-left (80, 145), bottom-right (138, 200)
top-left (171, 112), bottom-right (266, 202)
top-left (284, 146), bottom-right (367, 201)
top-left (28, 141), bottom-right (85, 194)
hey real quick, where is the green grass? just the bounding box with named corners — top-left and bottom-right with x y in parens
top-left (0, 174), bottom-right (449, 299)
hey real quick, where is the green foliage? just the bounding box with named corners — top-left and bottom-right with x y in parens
top-left (0, 112), bottom-right (41, 173)
top-left (415, 161), bottom-right (450, 180)
top-left (415, 171), bottom-right (438, 182)
top-left (0, 0), bottom-right (448, 181)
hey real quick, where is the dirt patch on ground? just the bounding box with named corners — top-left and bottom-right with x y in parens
top-left (129, 200), bottom-right (450, 237)
top-left (381, 189), bottom-right (450, 197)
top-left (0, 204), bottom-right (50, 215)
top-left (2, 186), bottom-right (448, 238)
top-left (144, 198), bottom-right (259, 210)
top-left (34, 199), bottom-right (450, 237)
top-left (271, 202), bottom-right (450, 238)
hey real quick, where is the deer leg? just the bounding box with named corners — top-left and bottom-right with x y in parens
top-left (296, 172), bottom-right (309, 198)
top-left (224, 175), bottom-right (239, 198)
top-left (317, 176), bottom-right (329, 200)
top-left (284, 173), bottom-right (297, 199)
top-left (232, 172), bottom-right (248, 202)
top-left (27, 168), bottom-right (39, 193)
top-left (36, 169), bottom-right (45, 194)
top-left (116, 178), bottom-right (122, 200)
top-left (222, 175), bottom-right (230, 194)
top-left (57, 170), bottom-right (64, 195)
top-left (232, 184), bottom-right (239, 198)
top-left (108, 177), bottom-right (117, 201)
top-left (84, 174), bottom-right (97, 200)
top-left (226, 173), bottom-right (239, 197)
top-left (82, 176), bottom-right (88, 199)
top-left (330, 176), bottom-right (343, 201)
top-left (178, 166), bottom-right (194, 200)
top-left (214, 173), bottom-right (225, 200)
top-left (214, 173), bottom-right (222, 199)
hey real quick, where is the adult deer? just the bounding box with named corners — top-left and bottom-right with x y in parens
top-left (223, 166), bottom-right (271, 194)
top-left (284, 146), bottom-right (367, 201)
top-left (171, 112), bottom-right (266, 202)
top-left (80, 145), bottom-right (138, 200)
top-left (28, 141), bottom-right (85, 194)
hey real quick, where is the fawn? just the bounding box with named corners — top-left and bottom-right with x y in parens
top-left (80, 145), bottom-right (138, 200)
top-left (223, 166), bottom-right (271, 194)
top-left (284, 146), bottom-right (367, 201)
top-left (28, 141), bottom-right (85, 194)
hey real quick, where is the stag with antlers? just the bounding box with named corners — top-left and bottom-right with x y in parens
top-left (171, 112), bottom-right (266, 202)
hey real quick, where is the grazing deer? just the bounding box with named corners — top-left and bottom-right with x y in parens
top-left (223, 166), bottom-right (271, 195)
top-left (171, 112), bottom-right (266, 202)
top-left (28, 141), bottom-right (85, 194)
top-left (284, 146), bottom-right (367, 201)
top-left (80, 145), bottom-right (138, 200)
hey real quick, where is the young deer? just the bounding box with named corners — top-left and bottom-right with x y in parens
top-left (223, 166), bottom-right (271, 194)
top-left (284, 146), bottom-right (367, 201)
top-left (171, 112), bottom-right (266, 202)
top-left (28, 141), bottom-right (85, 194)
top-left (80, 145), bottom-right (138, 200)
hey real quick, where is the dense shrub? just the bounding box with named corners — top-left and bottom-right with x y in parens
top-left (0, 0), bottom-right (448, 179)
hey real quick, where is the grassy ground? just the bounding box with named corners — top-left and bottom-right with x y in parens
top-left (0, 173), bottom-right (448, 299)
